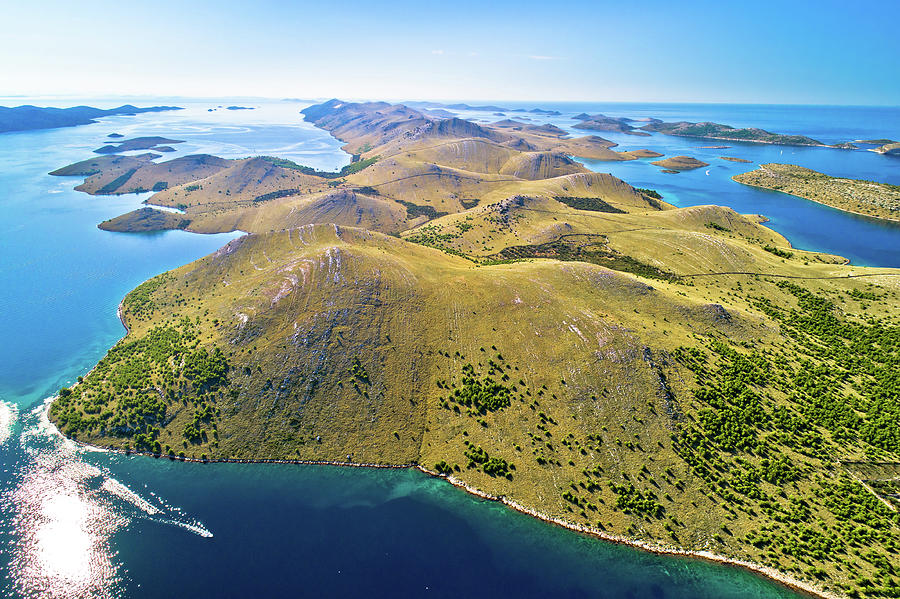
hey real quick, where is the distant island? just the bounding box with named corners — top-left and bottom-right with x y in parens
top-left (0, 104), bottom-right (181, 134)
top-left (641, 120), bottom-right (826, 146)
top-left (734, 163), bottom-right (900, 221)
top-left (638, 121), bottom-right (900, 151)
top-left (855, 138), bottom-right (896, 145)
top-left (573, 113), bottom-right (652, 136)
top-left (406, 101), bottom-right (561, 115)
top-left (46, 99), bottom-right (900, 599)
top-left (528, 108), bottom-right (562, 116)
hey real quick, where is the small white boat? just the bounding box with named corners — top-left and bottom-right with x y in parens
top-left (705, 170), bottom-right (710, 175)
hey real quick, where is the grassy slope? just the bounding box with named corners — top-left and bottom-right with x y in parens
top-left (734, 163), bottom-right (900, 222)
top-left (49, 100), bottom-right (900, 599)
top-left (50, 220), bottom-right (900, 598)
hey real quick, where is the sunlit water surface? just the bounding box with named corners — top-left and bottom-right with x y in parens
top-left (1, 99), bottom-right (897, 598)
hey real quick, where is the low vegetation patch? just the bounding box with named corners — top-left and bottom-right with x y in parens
top-left (398, 200), bottom-right (448, 220)
top-left (763, 244), bottom-right (793, 259)
top-left (49, 318), bottom-right (229, 455)
top-left (491, 237), bottom-right (679, 282)
top-left (553, 196), bottom-right (625, 213)
top-left (253, 189), bottom-right (302, 203)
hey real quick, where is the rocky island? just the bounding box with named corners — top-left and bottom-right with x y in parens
top-left (47, 99), bottom-right (900, 599)
top-left (734, 163), bottom-right (900, 222)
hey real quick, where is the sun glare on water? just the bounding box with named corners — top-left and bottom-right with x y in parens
top-left (3, 402), bottom-right (213, 598)
top-left (9, 444), bottom-right (125, 598)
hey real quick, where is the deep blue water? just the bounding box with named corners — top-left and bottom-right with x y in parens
top-left (1, 99), bottom-right (897, 598)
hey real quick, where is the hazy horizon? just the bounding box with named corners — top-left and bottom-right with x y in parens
top-left (1, 95), bottom-right (898, 109)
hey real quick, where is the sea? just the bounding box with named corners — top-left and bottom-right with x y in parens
top-left (0, 97), bottom-right (898, 598)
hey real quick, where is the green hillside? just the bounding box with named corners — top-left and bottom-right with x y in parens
top-left (48, 99), bottom-right (900, 599)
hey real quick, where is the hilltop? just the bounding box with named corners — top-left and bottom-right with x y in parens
top-left (48, 99), bottom-right (900, 599)
top-left (734, 163), bottom-right (900, 222)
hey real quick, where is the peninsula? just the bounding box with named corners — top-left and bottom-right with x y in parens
top-left (734, 163), bottom-right (900, 222)
top-left (48, 99), bottom-right (900, 599)
top-left (0, 104), bottom-right (181, 133)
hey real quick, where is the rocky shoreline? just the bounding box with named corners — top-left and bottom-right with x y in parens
top-left (52, 413), bottom-right (841, 599)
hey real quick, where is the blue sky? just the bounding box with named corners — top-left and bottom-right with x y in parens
top-left (1, 0), bottom-right (897, 105)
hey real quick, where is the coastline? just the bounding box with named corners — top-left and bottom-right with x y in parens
top-left (51, 409), bottom-right (840, 599)
top-left (116, 301), bottom-right (130, 334)
top-left (732, 177), bottom-right (900, 225)
top-left (426, 467), bottom-right (839, 599)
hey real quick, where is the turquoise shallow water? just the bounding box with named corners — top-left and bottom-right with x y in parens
top-left (1, 99), bottom-right (897, 598)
